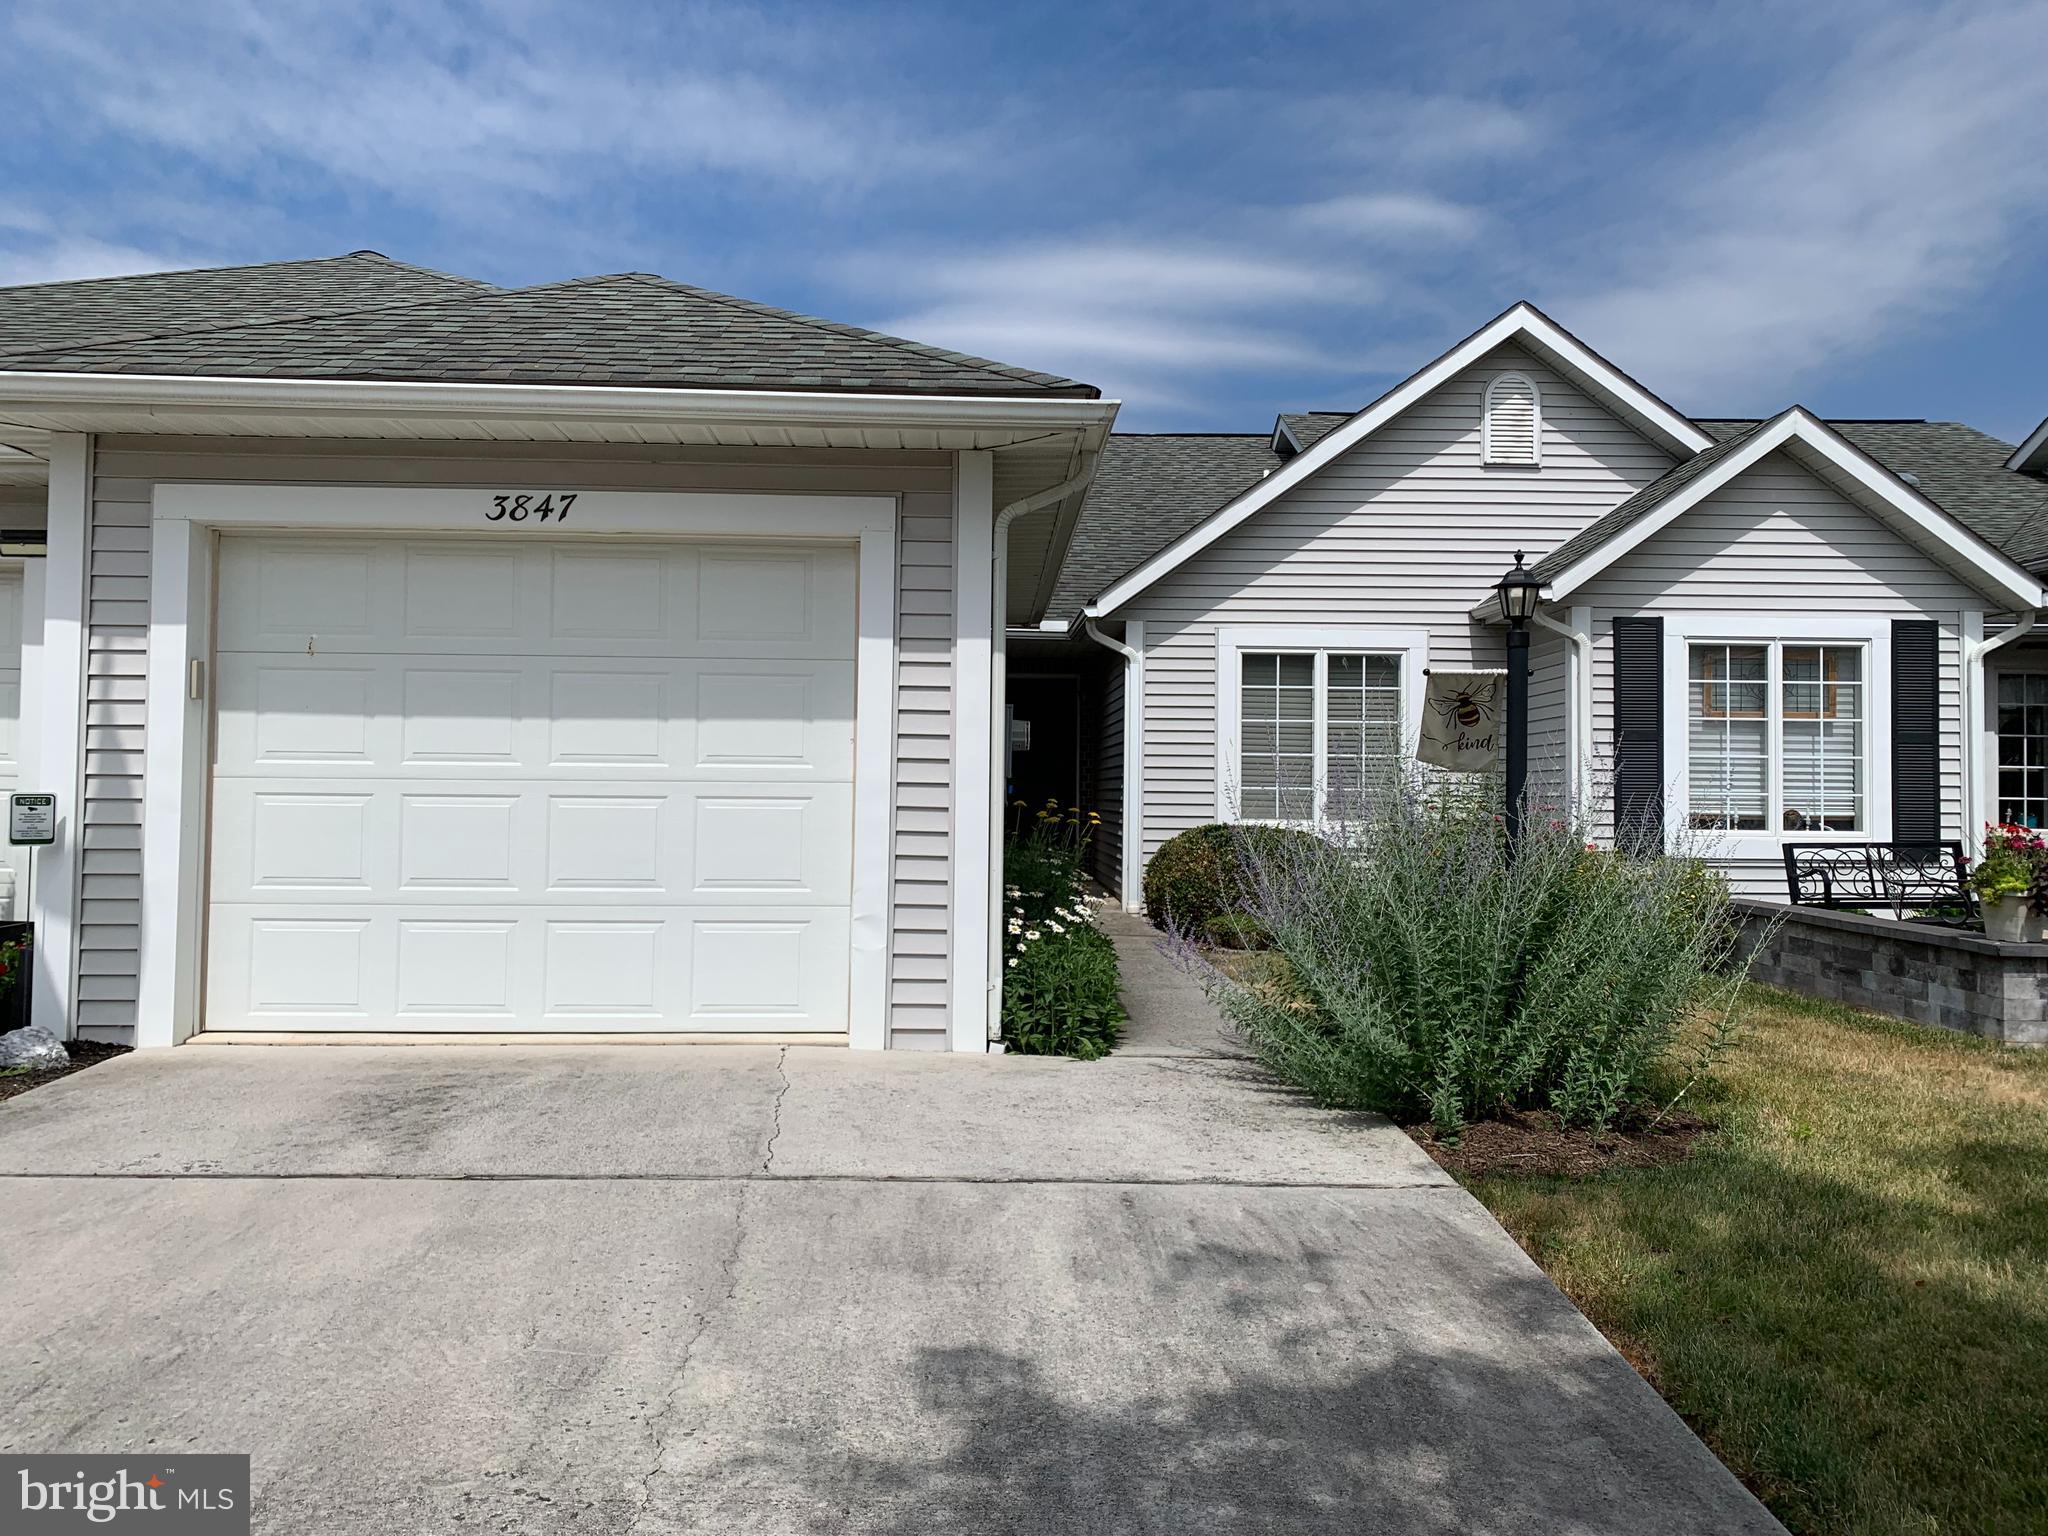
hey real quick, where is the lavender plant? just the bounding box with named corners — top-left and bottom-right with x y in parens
top-left (1178, 768), bottom-right (1749, 1131)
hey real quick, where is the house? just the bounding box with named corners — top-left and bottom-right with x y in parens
top-left (0, 252), bottom-right (1115, 1052)
top-left (1026, 305), bottom-right (2048, 911)
top-left (2, 257), bottom-right (2046, 1052)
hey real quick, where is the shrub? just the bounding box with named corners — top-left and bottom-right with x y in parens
top-left (1186, 771), bottom-right (1747, 1132)
top-left (1003, 913), bottom-right (1125, 1060)
top-left (1143, 823), bottom-right (1320, 934)
top-left (1001, 802), bottom-right (1124, 1059)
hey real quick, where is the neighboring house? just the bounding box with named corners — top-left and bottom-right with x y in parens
top-left (1026, 305), bottom-right (2048, 909)
top-left (3, 260), bottom-right (2046, 1052)
top-left (0, 252), bottom-right (1115, 1052)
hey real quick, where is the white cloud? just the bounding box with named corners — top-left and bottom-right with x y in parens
top-left (10, 0), bottom-right (964, 211)
top-left (1557, 0), bottom-right (2048, 403)
top-left (0, 236), bottom-right (193, 288)
top-left (852, 237), bottom-right (1372, 410)
top-left (1291, 193), bottom-right (1487, 243)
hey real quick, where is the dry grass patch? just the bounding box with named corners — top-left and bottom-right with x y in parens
top-left (1468, 986), bottom-right (2048, 1535)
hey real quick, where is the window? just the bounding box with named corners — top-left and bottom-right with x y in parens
top-left (1995, 672), bottom-right (2048, 829)
top-left (1483, 372), bottom-right (1541, 465)
top-left (1687, 642), bottom-right (1864, 832)
top-left (1238, 650), bottom-right (1403, 820)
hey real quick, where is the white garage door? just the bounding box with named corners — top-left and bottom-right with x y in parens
top-left (205, 535), bottom-right (856, 1033)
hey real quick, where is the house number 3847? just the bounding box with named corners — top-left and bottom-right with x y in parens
top-left (487, 493), bottom-right (576, 522)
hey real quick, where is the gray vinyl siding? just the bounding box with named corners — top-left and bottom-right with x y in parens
top-left (1112, 342), bottom-right (1677, 860)
top-left (1093, 661), bottom-right (1125, 895)
top-left (78, 436), bottom-right (958, 1046)
top-left (1574, 450), bottom-right (1980, 895)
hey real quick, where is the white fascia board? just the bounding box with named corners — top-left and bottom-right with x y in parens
top-left (0, 368), bottom-right (1120, 436)
top-left (1545, 408), bottom-right (2046, 612)
top-left (2007, 413), bottom-right (2048, 473)
top-left (1082, 302), bottom-right (1711, 618)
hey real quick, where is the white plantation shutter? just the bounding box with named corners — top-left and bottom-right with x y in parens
top-left (1483, 372), bottom-right (1541, 465)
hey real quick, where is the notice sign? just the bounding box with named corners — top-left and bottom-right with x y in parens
top-left (1417, 672), bottom-right (1502, 773)
top-left (9, 793), bottom-right (54, 846)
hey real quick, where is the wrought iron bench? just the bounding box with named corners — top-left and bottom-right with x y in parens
top-left (1781, 841), bottom-right (1976, 924)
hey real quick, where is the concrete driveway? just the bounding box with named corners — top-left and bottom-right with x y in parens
top-left (0, 929), bottom-right (1780, 1534)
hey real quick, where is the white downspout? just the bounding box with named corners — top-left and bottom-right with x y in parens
top-left (1530, 606), bottom-right (1592, 814)
top-left (1965, 612), bottom-right (2039, 849)
top-left (1083, 618), bottom-right (1143, 910)
top-left (987, 453), bottom-right (1099, 1040)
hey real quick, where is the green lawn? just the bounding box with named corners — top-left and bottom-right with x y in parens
top-left (1466, 986), bottom-right (2048, 1536)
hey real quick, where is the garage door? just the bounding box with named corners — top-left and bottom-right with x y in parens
top-left (205, 535), bottom-right (856, 1033)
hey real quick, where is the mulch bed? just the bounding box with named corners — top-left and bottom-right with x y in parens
top-left (1405, 1105), bottom-right (1712, 1179)
top-left (0, 1039), bottom-right (133, 1105)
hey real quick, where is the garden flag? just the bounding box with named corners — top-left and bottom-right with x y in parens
top-left (1418, 670), bottom-right (1502, 773)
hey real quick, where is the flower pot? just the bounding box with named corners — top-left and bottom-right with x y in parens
top-left (1984, 894), bottom-right (2031, 943)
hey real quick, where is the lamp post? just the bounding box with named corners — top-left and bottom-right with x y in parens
top-left (1494, 551), bottom-right (1541, 855)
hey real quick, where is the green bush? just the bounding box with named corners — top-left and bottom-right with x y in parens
top-left (1003, 915), bottom-right (1125, 1060)
top-left (1193, 774), bottom-right (1746, 1132)
top-left (1000, 803), bottom-right (1124, 1060)
top-left (1143, 823), bottom-right (1319, 933)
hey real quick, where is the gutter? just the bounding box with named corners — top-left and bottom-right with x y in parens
top-left (0, 368), bottom-right (1121, 435)
top-left (1082, 619), bottom-right (1144, 910)
top-left (1964, 613), bottom-right (2041, 848)
top-left (986, 453), bottom-right (1101, 1040)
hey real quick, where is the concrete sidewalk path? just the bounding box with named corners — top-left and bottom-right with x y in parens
top-left (0, 950), bottom-right (1782, 1534)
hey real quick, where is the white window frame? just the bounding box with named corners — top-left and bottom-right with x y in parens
top-left (1215, 626), bottom-right (1428, 824)
top-left (1483, 371), bottom-right (1542, 467)
top-left (1661, 613), bottom-right (1894, 859)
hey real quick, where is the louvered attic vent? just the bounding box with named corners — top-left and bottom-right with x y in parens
top-left (1483, 371), bottom-right (1541, 465)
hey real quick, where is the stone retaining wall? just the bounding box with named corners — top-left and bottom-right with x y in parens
top-left (1735, 900), bottom-right (2048, 1046)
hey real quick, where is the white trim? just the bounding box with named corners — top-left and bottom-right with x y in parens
top-left (1660, 612), bottom-right (1893, 861)
top-left (2006, 414), bottom-right (2048, 474)
top-left (16, 561), bottom-right (44, 919)
top-left (1545, 408), bottom-right (2046, 612)
top-left (1122, 618), bottom-right (1145, 912)
top-left (950, 451), bottom-right (995, 1053)
top-left (848, 523), bottom-right (898, 1051)
top-left (0, 368), bottom-right (1119, 435)
top-left (1214, 626), bottom-right (1429, 822)
top-left (153, 483), bottom-right (890, 535)
top-left (134, 483), bottom-right (899, 1049)
top-left (1482, 371), bottom-right (1542, 467)
top-left (1084, 302), bottom-right (1711, 617)
top-left (30, 434), bottom-right (87, 1039)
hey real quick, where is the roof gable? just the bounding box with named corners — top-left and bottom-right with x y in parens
top-left (1533, 408), bottom-right (2043, 612)
top-left (1083, 302), bottom-right (1711, 617)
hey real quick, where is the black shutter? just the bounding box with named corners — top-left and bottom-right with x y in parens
top-left (1891, 619), bottom-right (1940, 849)
top-left (1613, 617), bottom-right (1665, 855)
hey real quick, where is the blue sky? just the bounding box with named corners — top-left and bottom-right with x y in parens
top-left (2, 0), bottom-right (2046, 438)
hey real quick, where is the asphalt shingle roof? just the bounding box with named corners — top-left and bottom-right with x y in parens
top-left (1277, 412), bottom-right (1350, 451)
top-left (0, 251), bottom-right (492, 357)
top-left (1047, 433), bottom-right (1281, 619)
top-left (0, 268), bottom-right (1098, 398)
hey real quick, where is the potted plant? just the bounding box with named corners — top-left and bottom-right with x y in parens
top-left (1971, 823), bottom-right (2043, 941)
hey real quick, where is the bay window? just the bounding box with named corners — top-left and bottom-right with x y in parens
top-left (1687, 641), bottom-right (1865, 833)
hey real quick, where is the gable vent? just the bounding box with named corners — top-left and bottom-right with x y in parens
top-left (1483, 372), bottom-right (1541, 466)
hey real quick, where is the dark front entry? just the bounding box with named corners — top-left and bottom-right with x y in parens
top-left (1008, 673), bottom-right (1081, 819)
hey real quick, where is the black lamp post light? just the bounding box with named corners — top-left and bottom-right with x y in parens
top-left (1494, 551), bottom-right (1541, 854)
